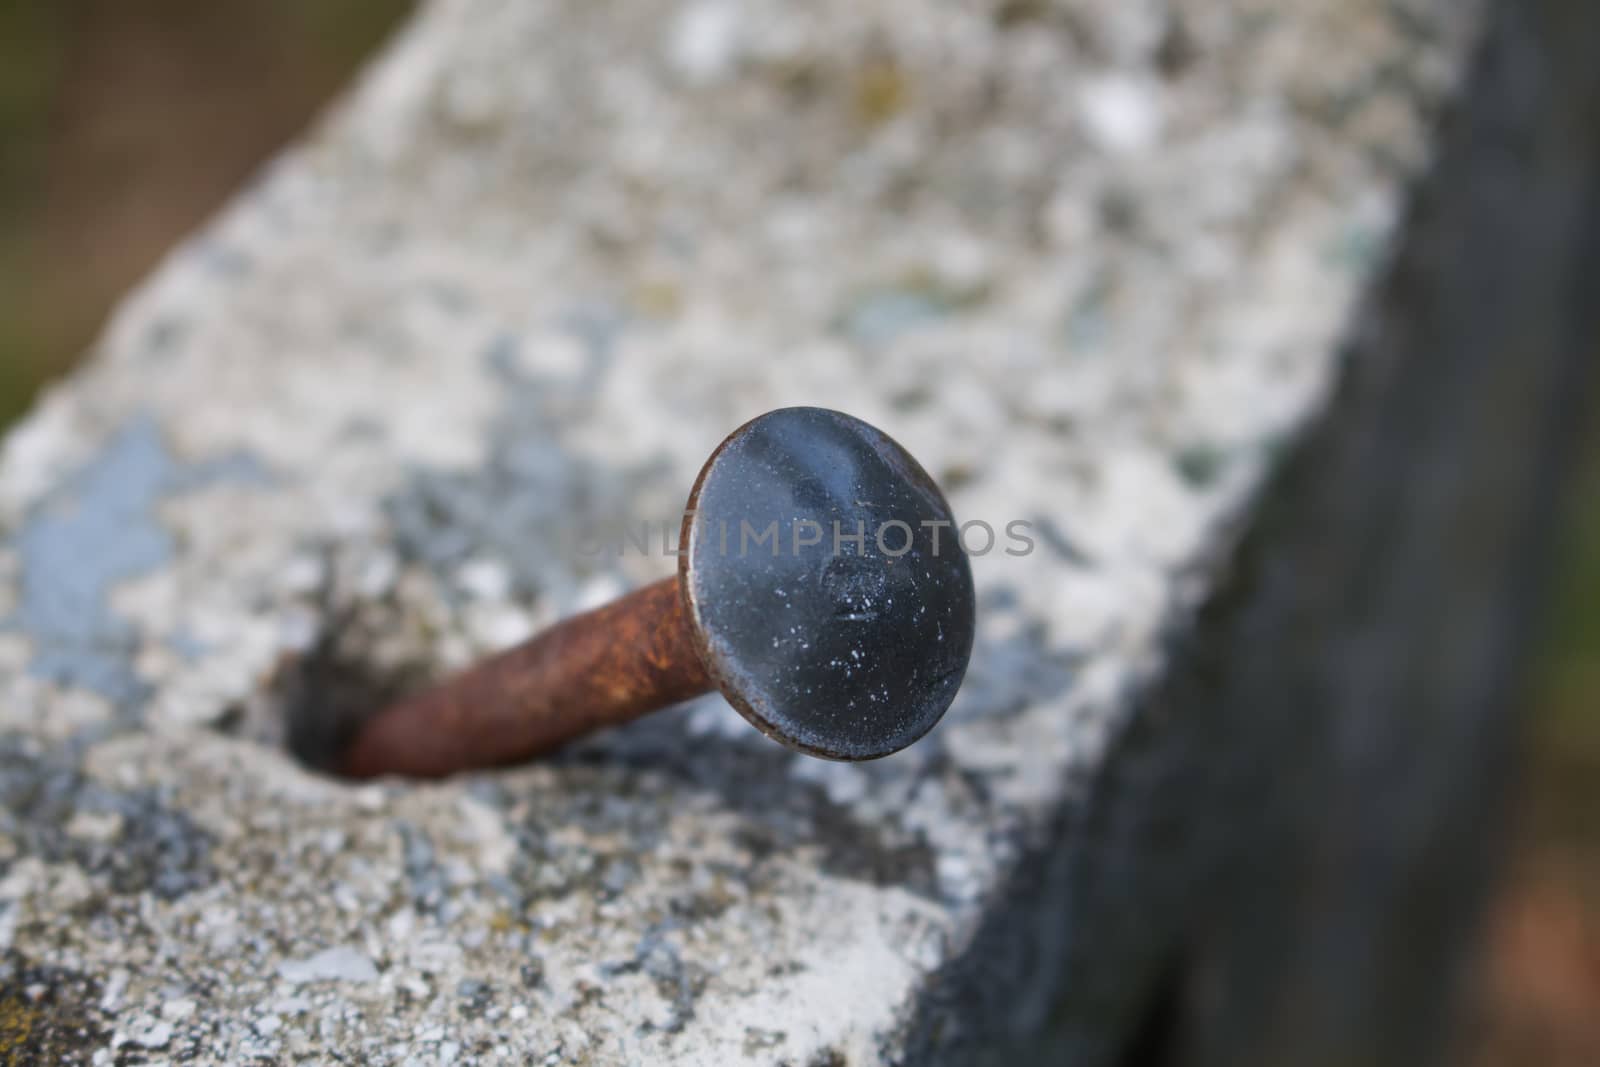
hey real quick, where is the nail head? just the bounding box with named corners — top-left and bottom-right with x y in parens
top-left (680, 407), bottom-right (976, 760)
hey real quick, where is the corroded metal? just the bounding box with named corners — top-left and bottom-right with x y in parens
top-left (339, 577), bottom-right (708, 778)
top-left (337, 407), bottom-right (975, 778)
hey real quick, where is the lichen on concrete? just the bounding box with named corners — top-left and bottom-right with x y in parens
top-left (0, 0), bottom-right (1479, 1062)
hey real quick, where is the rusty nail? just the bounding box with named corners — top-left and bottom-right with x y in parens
top-left (335, 406), bottom-right (976, 778)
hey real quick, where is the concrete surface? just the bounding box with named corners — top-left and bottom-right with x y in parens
top-left (0, 0), bottom-right (1477, 1062)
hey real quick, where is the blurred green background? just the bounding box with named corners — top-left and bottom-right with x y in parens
top-left (0, 4), bottom-right (1594, 1064)
top-left (0, 0), bottom-right (411, 425)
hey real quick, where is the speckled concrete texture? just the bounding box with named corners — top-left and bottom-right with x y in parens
top-left (0, 0), bottom-right (1477, 1062)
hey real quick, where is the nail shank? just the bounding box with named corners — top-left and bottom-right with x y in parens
top-left (338, 577), bottom-right (709, 778)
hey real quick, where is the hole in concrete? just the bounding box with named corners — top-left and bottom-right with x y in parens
top-left (274, 604), bottom-right (434, 775)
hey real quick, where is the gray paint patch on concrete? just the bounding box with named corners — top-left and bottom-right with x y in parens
top-left (4, 417), bottom-right (268, 706)
top-left (0, 735), bottom-right (215, 900)
top-left (385, 332), bottom-right (665, 609)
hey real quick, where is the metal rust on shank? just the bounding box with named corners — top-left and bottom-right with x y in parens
top-left (338, 577), bottom-right (709, 778)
